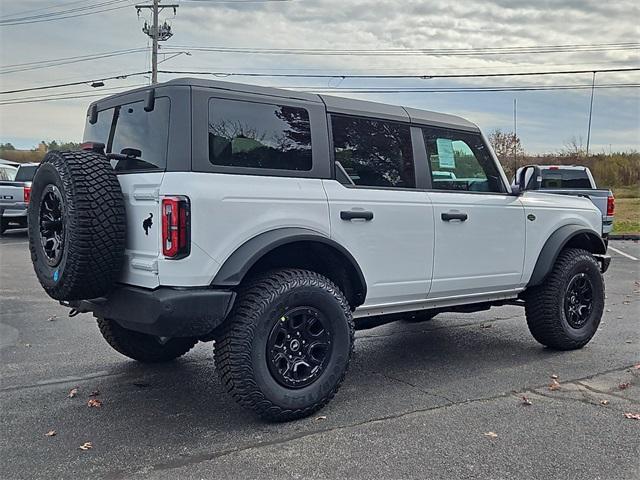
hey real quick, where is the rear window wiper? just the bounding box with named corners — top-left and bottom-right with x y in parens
top-left (107, 148), bottom-right (158, 170)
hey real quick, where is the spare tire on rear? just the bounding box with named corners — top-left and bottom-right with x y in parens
top-left (28, 150), bottom-right (126, 301)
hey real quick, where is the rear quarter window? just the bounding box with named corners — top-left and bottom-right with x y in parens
top-left (83, 97), bottom-right (170, 172)
top-left (208, 98), bottom-right (313, 171)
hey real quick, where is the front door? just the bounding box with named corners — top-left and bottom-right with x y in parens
top-left (420, 126), bottom-right (526, 298)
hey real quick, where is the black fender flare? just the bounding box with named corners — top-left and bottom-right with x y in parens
top-left (527, 224), bottom-right (606, 287)
top-left (212, 227), bottom-right (367, 300)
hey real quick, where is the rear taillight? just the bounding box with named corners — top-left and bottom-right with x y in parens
top-left (607, 194), bottom-right (615, 217)
top-left (161, 196), bottom-right (190, 259)
top-left (24, 186), bottom-right (31, 204)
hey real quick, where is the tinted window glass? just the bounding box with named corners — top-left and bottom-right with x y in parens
top-left (331, 115), bottom-right (415, 188)
top-left (111, 98), bottom-right (170, 171)
top-left (422, 128), bottom-right (504, 193)
top-left (0, 166), bottom-right (17, 181)
top-left (82, 97), bottom-right (170, 171)
top-left (208, 99), bottom-right (312, 171)
top-left (540, 169), bottom-right (591, 189)
top-left (15, 165), bottom-right (38, 181)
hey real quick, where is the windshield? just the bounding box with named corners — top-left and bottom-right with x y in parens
top-left (540, 169), bottom-right (592, 189)
top-left (15, 165), bottom-right (38, 182)
top-left (83, 97), bottom-right (170, 172)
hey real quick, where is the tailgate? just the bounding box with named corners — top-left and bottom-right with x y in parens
top-left (0, 182), bottom-right (27, 214)
top-left (117, 172), bottom-right (164, 289)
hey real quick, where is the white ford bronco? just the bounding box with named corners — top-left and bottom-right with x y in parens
top-left (28, 78), bottom-right (610, 421)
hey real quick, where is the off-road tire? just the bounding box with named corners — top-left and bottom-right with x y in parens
top-left (215, 269), bottom-right (355, 421)
top-left (97, 318), bottom-right (197, 363)
top-left (28, 150), bottom-right (126, 300)
top-left (525, 248), bottom-right (604, 350)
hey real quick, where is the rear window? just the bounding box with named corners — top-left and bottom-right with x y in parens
top-left (540, 169), bottom-right (592, 189)
top-left (83, 97), bottom-right (170, 171)
top-left (15, 165), bottom-right (38, 181)
top-left (208, 98), bottom-right (313, 171)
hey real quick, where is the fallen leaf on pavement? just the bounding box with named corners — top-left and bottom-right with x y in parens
top-left (47, 315), bottom-right (57, 322)
top-left (24, 343), bottom-right (31, 347)
top-left (521, 396), bottom-right (532, 406)
top-left (484, 431), bottom-right (498, 438)
top-left (87, 399), bottom-right (102, 408)
top-left (79, 442), bottom-right (93, 450)
top-left (600, 400), bottom-right (609, 406)
top-left (550, 374), bottom-right (559, 379)
top-left (44, 430), bottom-right (57, 437)
top-left (619, 382), bottom-right (631, 390)
top-left (315, 416), bottom-right (327, 421)
top-left (68, 388), bottom-right (78, 398)
top-left (89, 390), bottom-right (100, 397)
top-left (549, 379), bottom-right (561, 391)
top-left (623, 413), bottom-right (640, 420)
top-left (480, 323), bottom-right (492, 329)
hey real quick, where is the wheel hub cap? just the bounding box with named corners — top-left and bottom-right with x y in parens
top-left (266, 307), bottom-right (333, 389)
top-left (38, 185), bottom-right (65, 267)
top-left (564, 273), bottom-right (594, 329)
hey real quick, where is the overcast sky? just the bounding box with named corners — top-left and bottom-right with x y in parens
top-left (0, 0), bottom-right (638, 153)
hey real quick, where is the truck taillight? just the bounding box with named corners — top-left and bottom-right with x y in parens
top-left (24, 186), bottom-right (31, 204)
top-left (607, 194), bottom-right (615, 217)
top-left (161, 196), bottom-right (190, 259)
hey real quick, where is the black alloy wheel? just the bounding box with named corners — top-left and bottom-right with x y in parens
top-left (38, 185), bottom-right (65, 267)
top-left (564, 273), bottom-right (594, 329)
top-left (266, 306), bottom-right (333, 389)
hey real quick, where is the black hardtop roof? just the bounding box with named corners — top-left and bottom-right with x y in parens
top-left (89, 77), bottom-right (478, 131)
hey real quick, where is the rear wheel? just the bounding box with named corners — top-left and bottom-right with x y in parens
top-left (214, 269), bottom-right (354, 421)
top-left (525, 248), bottom-right (604, 350)
top-left (0, 218), bottom-right (7, 235)
top-left (97, 318), bottom-right (197, 363)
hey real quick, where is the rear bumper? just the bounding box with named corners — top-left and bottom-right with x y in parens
top-left (70, 285), bottom-right (235, 337)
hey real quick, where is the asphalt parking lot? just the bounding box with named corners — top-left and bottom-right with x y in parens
top-left (1, 231), bottom-right (638, 480)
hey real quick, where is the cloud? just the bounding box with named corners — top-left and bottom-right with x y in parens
top-left (0, 0), bottom-right (638, 151)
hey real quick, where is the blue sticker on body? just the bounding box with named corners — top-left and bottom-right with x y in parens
top-left (53, 270), bottom-right (59, 282)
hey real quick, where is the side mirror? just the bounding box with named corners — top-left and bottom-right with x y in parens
top-left (517, 165), bottom-right (541, 193)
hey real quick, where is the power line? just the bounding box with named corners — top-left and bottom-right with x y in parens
top-left (157, 66), bottom-right (640, 79)
top-left (0, 48), bottom-right (149, 75)
top-left (1, 82), bottom-right (638, 107)
top-left (0, 0), bottom-right (131, 22)
top-left (0, 72), bottom-right (151, 95)
top-left (162, 41), bottom-right (640, 57)
top-left (2, 67), bottom-right (638, 96)
top-left (0, 1), bottom-right (133, 26)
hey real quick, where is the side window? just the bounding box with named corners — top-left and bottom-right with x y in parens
top-left (422, 127), bottom-right (505, 193)
top-left (208, 98), bottom-right (312, 171)
top-left (331, 115), bottom-right (415, 188)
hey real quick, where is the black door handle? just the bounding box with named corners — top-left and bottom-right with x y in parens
top-left (441, 211), bottom-right (468, 222)
top-left (341, 210), bottom-right (374, 221)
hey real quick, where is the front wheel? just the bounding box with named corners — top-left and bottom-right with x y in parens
top-left (525, 248), bottom-right (604, 350)
top-left (214, 269), bottom-right (354, 421)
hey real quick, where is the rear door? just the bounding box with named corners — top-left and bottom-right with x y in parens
top-left (324, 113), bottom-right (434, 309)
top-left (420, 126), bottom-right (526, 298)
top-left (83, 96), bottom-right (172, 288)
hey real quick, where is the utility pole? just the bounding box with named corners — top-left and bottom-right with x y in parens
top-left (586, 71), bottom-right (596, 156)
top-left (135, 0), bottom-right (179, 84)
top-left (513, 98), bottom-right (517, 174)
